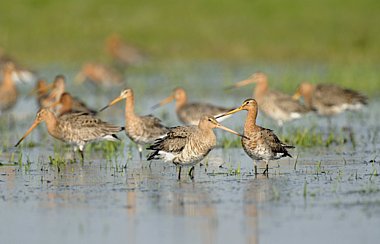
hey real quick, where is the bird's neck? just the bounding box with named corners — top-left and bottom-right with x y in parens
top-left (1, 69), bottom-right (15, 90)
top-left (254, 80), bottom-right (268, 101)
top-left (125, 94), bottom-right (136, 119)
top-left (175, 96), bottom-right (187, 111)
top-left (44, 113), bottom-right (59, 137)
top-left (303, 87), bottom-right (314, 108)
top-left (59, 103), bottom-right (72, 116)
top-left (244, 108), bottom-right (258, 133)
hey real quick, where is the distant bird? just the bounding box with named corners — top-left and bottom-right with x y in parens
top-left (293, 82), bottom-right (368, 116)
top-left (105, 34), bottom-right (145, 68)
top-left (0, 48), bottom-right (36, 83)
top-left (43, 75), bottom-right (95, 114)
top-left (75, 62), bottom-right (124, 87)
top-left (226, 72), bottom-right (310, 126)
top-left (147, 115), bottom-right (246, 180)
top-left (216, 99), bottom-right (294, 175)
top-left (99, 88), bottom-right (169, 160)
top-left (0, 62), bottom-right (18, 115)
top-left (51, 92), bottom-right (97, 116)
top-left (15, 108), bottom-right (123, 161)
top-left (152, 87), bottom-right (233, 125)
top-left (32, 79), bottom-right (51, 108)
top-left (42, 75), bottom-right (66, 108)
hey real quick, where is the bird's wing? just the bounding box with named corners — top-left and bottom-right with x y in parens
top-left (267, 91), bottom-right (310, 113)
top-left (315, 84), bottom-right (368, 106)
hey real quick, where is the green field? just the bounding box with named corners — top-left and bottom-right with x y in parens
top-left (1, 0), bottom-right (379, 64)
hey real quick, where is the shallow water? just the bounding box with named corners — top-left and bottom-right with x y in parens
top-left (1, 64), bottom-right (380, 244)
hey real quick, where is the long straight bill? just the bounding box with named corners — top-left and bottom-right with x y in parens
top-left (214, 106), bottom-right (244, 119)
top-left (99, 95), bottom-right (124, 112)
top-left (217, 123), bottom-right (248, 140)
top-left (151, 95), bottom-right (174, 110)
top-left (14, 120), bottom-right (41, 147)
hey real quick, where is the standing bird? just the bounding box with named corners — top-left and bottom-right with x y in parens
top-left (216, 99), bottom-right (294, 175)
top-left (0, 62), bottom-right (18, 115)
top-left (147, 115), bottom-right (246, 180)
top-left (74, 62), bottom-right (124, 87)
top-left (152, 87), bottom-right (233, 125)
top-left (99, 88), bottom-right (169, 160)
top-left (292, 82), bottom-right (368, 116)
top-left (226, 72), bottom-right (310, 126)
top-left (15, 108), bottom-right (123, 161)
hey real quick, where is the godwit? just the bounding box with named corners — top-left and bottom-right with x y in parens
top-left (293, 82), bottom-right (368, 116)
top-left (99, 88), bottom-right (169, 160)
top-left (42, 75), bottom-right (66, 108)
top-left (44, 75), bottom-right (95, 114)
top-left (15, 108), bottom-right (123, 161)
top-left (32, 79), bottom-right (51, 108)
top-left (51, 92), bottom-right (97, 116)
top-left (152, 87), bottom-right (233, 125)
top-left (226, 72), bottom-right (310, 126)
top-left (216, 99), bottom-right (294, 175)
top-left (106, 34), bottom-right (145, 67)
top-left (75, 62), bottom-right (123, 87)
top-left (0, 62), bottom-right (18, 115)
top-left (0, 48), bottom-right (36, 83)
top-left (147, 115), bottom-right (246, 180)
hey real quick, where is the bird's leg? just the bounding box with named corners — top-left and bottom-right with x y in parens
top-left (189, 166), bottom-right (195, 180)
top-left (79, 150), bottom-right (84, 162)
top-left (263, 160), bottom-right (269, 176)
top-left (79, 145), bottom-right (85, 162)
top-left (177, 166), bottom-right (182, 180)
top-left (137, 144), bottom-right (143, 161)
top-left (253, 161), bottom-right (258, 176)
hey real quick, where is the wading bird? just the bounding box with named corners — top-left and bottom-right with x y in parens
top-left (216, 99), bottom-right (294, 175)
top-left (15, 108), bottom-right (123, 161)
top-left (0, 62), bottom-right (18, 115)
top-left (226, 72), bottom-right (310, 126)
top-left (147, 115), bottom-right (246, 180)
top-left (153, 87), bottom-right (233, 125)
top-left (99, 88), bottom-right (169, 160)
top-left (292, 82), bottom-right (368, 116)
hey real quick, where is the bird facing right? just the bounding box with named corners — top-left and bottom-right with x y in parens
top-left (216, 99), bottom-right (294, 175)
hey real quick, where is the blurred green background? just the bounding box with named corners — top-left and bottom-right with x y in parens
top-left (1, 0), bottom-right (380, 65)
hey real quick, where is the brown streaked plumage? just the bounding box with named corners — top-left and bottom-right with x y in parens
top-left (227, 72), bottom-right (310, 126)
top-left (99, 88), bottom-right (169, 160)
top-left (106, 34), bottom-right (145, 67)
top-left (15, 108), bottom-right (123, 161)
top-left (0, 62), bottom-right (18, 115)
top-left (153, 87), bottom-right (233, 125)
top-left (75, 62), bottom-right (123, 87)
top-left (216, 99), bottom-right (294, 175)
top-left (147, 115), bottom-right (246, 180)
top-left (293, 82), bottom-right (368, 116)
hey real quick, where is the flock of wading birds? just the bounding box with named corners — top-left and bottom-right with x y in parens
top-left (0, 58), bottom-right (369, 179)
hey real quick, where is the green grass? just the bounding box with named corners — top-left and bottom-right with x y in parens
top-left (1, 0), bottom-right (379, 65)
